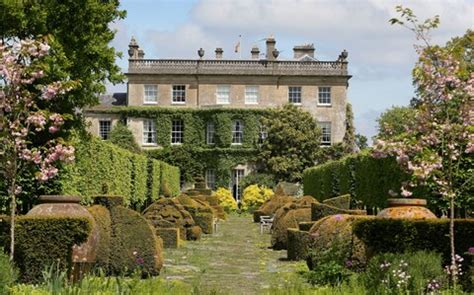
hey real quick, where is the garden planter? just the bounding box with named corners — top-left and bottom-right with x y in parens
top-left (377, 198), bottom-right (437, 219)
top-left (27, 195), bottom-right (99, 279)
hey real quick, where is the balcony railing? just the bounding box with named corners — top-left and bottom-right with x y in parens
top-left (128, 59), bottom-right (348, 76)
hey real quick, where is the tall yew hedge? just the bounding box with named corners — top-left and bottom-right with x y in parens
top-left (303, 151), bottom-right (408, 208)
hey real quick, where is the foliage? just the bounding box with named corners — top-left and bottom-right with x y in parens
top-left (303, 151), bottom-right (409, 209)
top-left (0, 0), bottom-right (126, 120)
top-left (0, 38), bottom-right (77, 259)
top-left (359, 251), bottom-right (446, 294)
top-left (375, 106), bottom-right (416, 140)
top-left (160, 162), bottom-right (180, 197)
top-left (258, 104), bottom-right (322, 182)
top-left (59, 135), bottom-right (178, 210)
top-left (353, 218), bottom-right (474, 262)
top-left (0, 251), bottom-right (16, 294)
top-left (147, 159), bottom-right (161, 203)
top-left (12, 215), bottom-right (91, 282)
top-left (342, 103), bottom-right (356, 153)
top-left (239, 172), bottom-right (276, 190)
top-left (87, 205), bottom-right (111, 271)
top-left (241, 184), bottom-right (274, 211)
top-left (109, 123), bottom-right (141, 153)
top-left (355, 134), bottom-right (368, 150)
top-left (109, 205), bottom-right (163, 276)
top-left (214, 188), bottom-right (237, 212)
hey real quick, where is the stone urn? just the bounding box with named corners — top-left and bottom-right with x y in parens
top-left (27, 195), bottom-right (99, 277)
top-left (377, 198), bottom-right (437, 219)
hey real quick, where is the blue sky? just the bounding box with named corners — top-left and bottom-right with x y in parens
top-left (108, 0), bottom-right (473, 142)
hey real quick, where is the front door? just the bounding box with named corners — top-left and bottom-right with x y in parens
top-left (231, 169), bottom-right (245, 202)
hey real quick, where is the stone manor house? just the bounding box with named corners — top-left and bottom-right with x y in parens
top-left (85, 37), bottom-right (351, 199)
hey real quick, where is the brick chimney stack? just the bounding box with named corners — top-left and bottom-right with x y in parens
top-left (128, 37), bottom-right (144, 59)
top-left (266, 37), bottom-right (276, 61)
top-left (251, 46), bottom-right (260, 59)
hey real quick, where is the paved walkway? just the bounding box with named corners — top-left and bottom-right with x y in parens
top-left (162, 214), bottom-right (305, 294)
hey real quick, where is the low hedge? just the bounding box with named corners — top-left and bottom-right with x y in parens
top-left (322, 194), bottom-right (351, 210)
top-left (87, 205), bottom-right (111, 270)
top-left (14, 216), bottom-right (92, 282)
top-left (353, 218), bottom-right (474, 261)
top-left (109, 205), bottom-right (163, 276)
top-left (287, 228), bottom-right (311, 261)
top-left (303, 151), bottom-right (408, 209)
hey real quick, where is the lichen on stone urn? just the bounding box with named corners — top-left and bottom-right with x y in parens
top-left (377, 198), bottom-right (437, 219)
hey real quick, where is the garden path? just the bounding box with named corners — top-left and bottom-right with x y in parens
top-left (162, 214), bottom-right (306, 295)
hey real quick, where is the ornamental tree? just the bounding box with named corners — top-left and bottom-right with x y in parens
top-left (0, 38), bottom-right (76, 260)
top-left (373, 6), bottom-right (474, 282)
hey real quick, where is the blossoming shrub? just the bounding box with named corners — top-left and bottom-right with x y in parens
top-left (241, 185), bottom-right (274, 211)
top-left (213, 188), bottom-right (236, 212)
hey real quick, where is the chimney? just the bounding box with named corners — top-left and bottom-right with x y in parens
top-left (293, 44), bottom-right (315, 59)
top-left (128, 37), bottom-right (144, 59)
top-left (266, 37), bottom-right (276, 61)
top-left (215, 48), bottom-right (223, 59)
top-left (251, 46), bottom-right (260, 59)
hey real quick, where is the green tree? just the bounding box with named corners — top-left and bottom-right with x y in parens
top-left (375, 106), bottom-right (416, 140)
top-left (342, 103), bottom-right (356, 153)
top-left (109, 123), bottom-right (141, 153)
top-left (0, 0), bottom-right (126, 127)
top-left (258, 104), bottom-right (321, 182)
top-left (355, 134), bottom-right (368, 150)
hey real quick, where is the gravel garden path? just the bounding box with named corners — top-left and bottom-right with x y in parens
top-left (162, 214), bottom-right (306, 295)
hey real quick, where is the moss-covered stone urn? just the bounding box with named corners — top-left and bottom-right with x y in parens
top-left (377, 198), bottom-right (437, 219)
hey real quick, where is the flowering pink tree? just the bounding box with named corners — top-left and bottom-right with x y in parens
top-left (0, 38), bottom-right (76, 260)
top-left (373, 6), bottom-right (474, 283)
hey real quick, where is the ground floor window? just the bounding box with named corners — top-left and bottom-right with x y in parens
top-left (231, 169), bottom-right (245, 201)
top-left (99, 120), bottom-right (111, 140)
top-left (319, 122), bottom-right (331, 146)
top-left (205, 169), bottom-right (216, 190)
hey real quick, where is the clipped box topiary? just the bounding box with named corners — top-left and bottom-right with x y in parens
top-left (87, 205), bottom-right (111, 270)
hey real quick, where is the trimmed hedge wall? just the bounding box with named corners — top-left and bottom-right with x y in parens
top-left (60, 136), bottom-right (179, 208)
top-left (303, 151), bottom-right (408, 208)
top-left (14, 216), bottom-right (91, 282)
top-left (353, 218), bottom-right (474, 261)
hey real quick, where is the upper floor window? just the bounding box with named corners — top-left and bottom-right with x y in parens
top-left (205, 169), bottom-right (216, 190)
top-left (171, 119), bottom-right (184, 144)
top-left (288, 86), bottom-right (302, 104)
top-left (216, 85), bottom-right (230, 104)
top-left (172, 85), bottom-right (186, 103)
top-left (99, 120), bottom-right (111, 140)
top-left (144, 85), bottom-right (158, 103)
top-left (232, 120), bottom-right (244, 145)
top-left (318, 87), bottom-right (331, 105)
top-left (245, 86), bottom-right (259, 104)
top-left (143, 119), bottom-right (156, 145)
top-left (206, 122), bottom-right (215, 145)
top-left (318, 122), bottom-right (331, 146)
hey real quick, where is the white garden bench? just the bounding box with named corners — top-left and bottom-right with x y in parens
top-left (260, 215), bottom-right (274, 234)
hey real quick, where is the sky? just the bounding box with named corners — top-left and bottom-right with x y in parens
top-left (107, 0), bottom-right (474, 142)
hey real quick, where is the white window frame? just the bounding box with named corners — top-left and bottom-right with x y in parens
top-left (258, 124), bottom-right (267, 145)
top-left (143, 119), bottom-right (157, 145)
top-left (144, 84), bottom-right (158, 104)
top-left (171, 119), bottom-right (184, 144)
top-left (172, 85), bottom-right (186, 104)
top-left (216, 85), bottom-right (230, 104)
top-left (206, 122), bottom-right (215, 145)
top-left (232, 120), bottom-right (244, 145)
top-left (319, 121), bottom-right (332, 146)
top-left (318, 86), bottom-right (332, 106)
top-left (99, 120), bottom-right (111, 140)
top-left (245, 85), bottom-right (259, 104)
top-left (205, 169), bottom-right (216, 190)
top-left (288, 86), bottom-right (302, 104)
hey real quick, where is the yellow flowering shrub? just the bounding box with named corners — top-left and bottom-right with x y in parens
top-left (214, 187), bottom-right (237, 212)
top-left (242, 184), bottom-right (274, 211)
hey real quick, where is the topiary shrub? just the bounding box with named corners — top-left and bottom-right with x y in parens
top-left (87, 205), bottom-right (111, 270)
top-left (311, 202), bottom-right (366, 222)
top-left (14, 215), bottom-right (92, 282)
top-left (174, 195), bottom-right (214, 234)
top-left (109, 205), bottom-right (163, 276)
top-left (213, 187), bottom-right (236, 213)
top-left (287, 228), bottom-right (311, 261)
top-left (271, 196), bottom-right (318, 250)
top-left (322, 194), bottom-right (351, 209)
top-left (241, 184), bottom-right (274, 211)
top-left (186, 225), bottom-right (202, 241)
top-left (93, 195), bottom-right (124, 209)
top-left (307, 214), bottom-right (374, 271)
top-left (157, 228), bottom-right (180, 248)
top-left (142, 198), bottom-right (195, 240)
top-left (253, 194), bottom-right (294, 223)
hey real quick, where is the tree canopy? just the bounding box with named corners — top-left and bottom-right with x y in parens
top-left (258, 104), bottom-right (321, 183)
